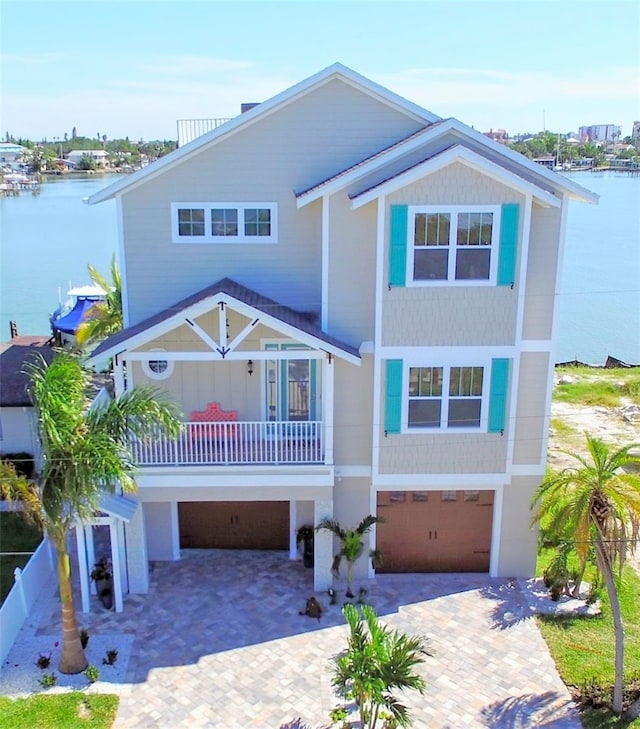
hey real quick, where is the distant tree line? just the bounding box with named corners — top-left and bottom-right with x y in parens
top-left (3, 131), bottom-right (177, 172)
top-left (507, 130), bottom-right (639, 166)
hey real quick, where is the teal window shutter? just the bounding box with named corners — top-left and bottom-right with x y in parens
top-left (385, 360), bottom-right (403, 434)
top-left (488, 358), bottom-right (510, 433)
top-left (389, 205), bottom-right (408, 287)
top-left (497, 203), bottom-right (519, 286)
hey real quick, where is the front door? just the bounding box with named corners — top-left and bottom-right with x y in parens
top-left (265, 343), bottom-right (317, 421)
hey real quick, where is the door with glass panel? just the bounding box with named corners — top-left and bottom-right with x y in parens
top-left (265, 344), bottom-right (317, 422)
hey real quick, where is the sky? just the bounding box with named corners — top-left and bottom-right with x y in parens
top-left (2, 0), bottom-right (639, 142)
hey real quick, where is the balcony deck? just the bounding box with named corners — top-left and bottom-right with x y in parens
top-left (131, 420), bottom-right (325, 467)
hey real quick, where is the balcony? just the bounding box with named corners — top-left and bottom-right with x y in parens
top-left (131, 420), bottom-right (325, 467)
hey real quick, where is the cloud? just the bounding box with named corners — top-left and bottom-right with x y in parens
top-left (137, 56), bottom-right (253, 75)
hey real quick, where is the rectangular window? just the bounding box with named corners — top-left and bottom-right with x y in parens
top-left (172, 203), bottom-right (277, 243)
top-left (410, 206), bottom-right (498, 284)
top-left (407, 364), bottom-right (485, 431)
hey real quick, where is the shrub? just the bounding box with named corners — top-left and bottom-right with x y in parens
top-left (84, 665), bottom-right (100, 684)
top-left (38, 672), bottom-right (57, 688)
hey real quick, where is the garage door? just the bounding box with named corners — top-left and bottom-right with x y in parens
top-left (178, 501), bottom-right (289, 549)
top-left (376, 490), bottom-right (493, 572)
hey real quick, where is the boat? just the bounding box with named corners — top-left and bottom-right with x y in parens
top-left (50, 285), bottom-right (106, 345)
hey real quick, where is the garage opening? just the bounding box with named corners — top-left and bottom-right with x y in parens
top-left (178, 501), bottom-right (289, 549)
top-left (376, 490), bottom-right (494, 572)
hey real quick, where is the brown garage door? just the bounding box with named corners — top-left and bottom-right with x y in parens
top-left (178, 501), bottom-right (289, 549)
top-left (376, 490), bottom-right (493, 573)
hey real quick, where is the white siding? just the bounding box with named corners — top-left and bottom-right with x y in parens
top-left (512, 351), bottom-right (551, 466)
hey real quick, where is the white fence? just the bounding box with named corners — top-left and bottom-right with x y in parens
top-left (0, 538), bottom-right (56, 664)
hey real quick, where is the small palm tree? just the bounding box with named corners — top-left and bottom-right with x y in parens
top-left (75, 255), bottom-right (123, 347)
top-left (531, 435), bottom-right (640, 714)
top-left (0, 349), bottom-right (181, 674)
top-left (333, 603), bottom-right (430, 729)
top-left (316, 515), bottom-right (381, 598)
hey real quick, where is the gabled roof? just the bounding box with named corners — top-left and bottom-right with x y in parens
top-left (0, 336), bottom-right (53, 407)
top-left (350, 145), bottom-right (562, 209)
top-left (88, 63), bottom-right (441, 205)
top-left (89, 278), bottom-right (360, 364)
top-left (96, 493), bottom-right (138, 522)
top-left (296, 117), bottom-right (598, 207)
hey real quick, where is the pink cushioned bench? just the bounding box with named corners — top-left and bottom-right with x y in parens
top-left (188, 402), bottom-right (239, 439)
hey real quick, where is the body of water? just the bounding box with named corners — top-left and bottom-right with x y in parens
top-left (1, 171), bottom-right (638, 364)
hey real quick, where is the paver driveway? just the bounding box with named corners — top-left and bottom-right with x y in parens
top-left (4, 549), bottom-right (582, 728)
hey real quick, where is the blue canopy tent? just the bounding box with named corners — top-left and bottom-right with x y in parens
top-left (51, 296), bottom-right (102, 335)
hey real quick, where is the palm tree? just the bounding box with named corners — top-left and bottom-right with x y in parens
top-left (531, 435), bottom-right (640, 714)
top-left (316, 515), bottom-right (381, 598)
top-left (75, 255), bottom-right (123, 347)
top-left (0, 349), bottom-right (181, 674)
top-left (333, 603), bottom-right (430, 729)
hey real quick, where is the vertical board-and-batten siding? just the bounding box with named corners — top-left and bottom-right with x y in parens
top-left (121, 78), bottom-right (426, 326)
top-left (382, 163), bottom-right (524, 346)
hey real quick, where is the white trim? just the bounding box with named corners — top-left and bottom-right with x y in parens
top-left (488, 483), bottom-right (504, 577)
top-left (169, 502), bottom-right (180, 561)
top-left (88, 63), bottom-right (439, 205)
top-left (406, 204), bottom-right (501, 287)
top-left (90, 291), bottom-right (361, 366)
top-left (378, 344), bottom-right (516, 359)
top-left (141, 348), bottom-right (175, 380)
top-left (351, 146), bottom-right (562, 210)
top-left (171, 202), bottom-right (278, 244)
top-left (321, 195), bottom-right (329, 329)
top-left (126, 350), bottom-right (323, 362)
top-left (511, 464), bottom-right (547, 477)
top-left (298, 118), bottom-right (597, 207)
top-left (335, 465), bottom-right (372, 477)
top-left (323, 356), bottom-right (334, 465)
top-left (116, 200), bottom-right (130, 327)
top-left (372, 197), bottom-right (386, 480)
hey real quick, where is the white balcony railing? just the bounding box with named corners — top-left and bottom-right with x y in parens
top-left (131, 420), bottom-right (324, 466)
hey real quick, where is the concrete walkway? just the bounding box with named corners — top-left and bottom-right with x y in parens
top-left (1, 549), bottom-right (582, 728)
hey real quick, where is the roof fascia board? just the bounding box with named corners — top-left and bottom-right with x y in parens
top-left (89, 291), bottom-right (360, 365)
top-left (446, 119), bottom-right (598, 204)
top-left (296, 119), bottom-right (455, 208)
top-left (350, 145), bottom-right (561, 209)
top-left (89, 63), bottom-right (439, 205)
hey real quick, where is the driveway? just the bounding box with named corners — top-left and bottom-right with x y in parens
top-left (2, 549), bottom-right (582, 728)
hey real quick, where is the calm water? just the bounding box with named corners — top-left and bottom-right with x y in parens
top-left (1, 172), bottom-right (638, 364)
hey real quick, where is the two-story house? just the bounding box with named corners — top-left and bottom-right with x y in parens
top-left (88, 63), bottom-right (597, 594)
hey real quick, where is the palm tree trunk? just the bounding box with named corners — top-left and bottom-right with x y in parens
top-left (55, 541), bottom-right (88, 674)
top-left (594, 537), bottom-right (624, 714)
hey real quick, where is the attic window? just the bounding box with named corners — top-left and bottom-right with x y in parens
top-left (171, 203), bottom-right (277, 244)
top-left (143, 349), bottom-right (174, 380)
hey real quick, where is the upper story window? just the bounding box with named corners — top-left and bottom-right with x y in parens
top-left (171, 203), bottom-right (277, 244)
top-left (409, 205), bottom-right (499, 284)
top-left (408, 364), bottom-right (485, 430)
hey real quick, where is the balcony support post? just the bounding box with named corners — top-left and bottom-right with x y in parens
top-left (322, 355), bottom-right (334, 465)
top-left (313, 498), bottom-right (333, 591)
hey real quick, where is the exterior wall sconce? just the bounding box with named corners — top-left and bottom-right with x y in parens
top-left (247, 359), bottom-right (254, 376)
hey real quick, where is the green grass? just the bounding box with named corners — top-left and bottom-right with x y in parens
top-left (550, 416), bottom-right (577, 437)
top-left (580, 708), bottom-right (640, 728)
top-left (0, 693), bottom-right (119, 729)
top-left (0, 511), bottom-right (42, 603)
top-left (553, 366), bottom-right (640, 408)
top-left (535, 551), bottom-right (640, 724)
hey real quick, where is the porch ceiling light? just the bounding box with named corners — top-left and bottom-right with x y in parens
top-left (247, 359), bottom-right (254, 376)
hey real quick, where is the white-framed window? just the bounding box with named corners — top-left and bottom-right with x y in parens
top-left (142, 349), bottom-right (175, 381)
top-left (171, 203), bottom-right (277, 244)
top-left (406, 363), bottom-right (486, 431)
top-left (409, 205), bottom-right (500, 284)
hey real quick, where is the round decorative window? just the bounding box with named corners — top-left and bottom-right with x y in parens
top-left (142, 349), bottom-right (174, 380)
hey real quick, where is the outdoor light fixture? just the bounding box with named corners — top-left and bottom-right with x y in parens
top-left (247, 360), bottom-right (254, 376)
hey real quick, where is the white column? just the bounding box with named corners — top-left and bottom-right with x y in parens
top-left (313, 498), bottom-right (333, 591)
top-left (113, 355), bottom-right (125, 396)
top-left (109, 521), bottom-right (124, 612)
top-left (75, 525), bottom-right (91, 613)
top-left (85, 525), bottom-right (96, 595)
top-left (116, 519), bottom-right (128, 594)
top-left (289, 500), bottom-right (298, 560)
top-left (125, 504), bottom-right (150, 593)
top-left (323, 356), bottom-right (334, 465)
top-left (170, 502), bottom-right (181, 560)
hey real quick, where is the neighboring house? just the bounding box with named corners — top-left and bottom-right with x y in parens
top-left (0, 143), bottom-right (27, 170)
top-left (0, 336), bottom-right (52, 467)
top-left (66, 150), bottom-right (109, 166)
top-left (88, 63), bottom-right (597, 594)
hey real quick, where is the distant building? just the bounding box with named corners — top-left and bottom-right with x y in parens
top-left (66, 149), bottom-right (109, 166)
top-left (632, 121), bottom-right (640, 140)
top-left (578, 124), bottom-right (621, 143)
top-left (0, 142), bottom-right (27, 169)
top-left (484, 128), bottom-right (507, 143)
